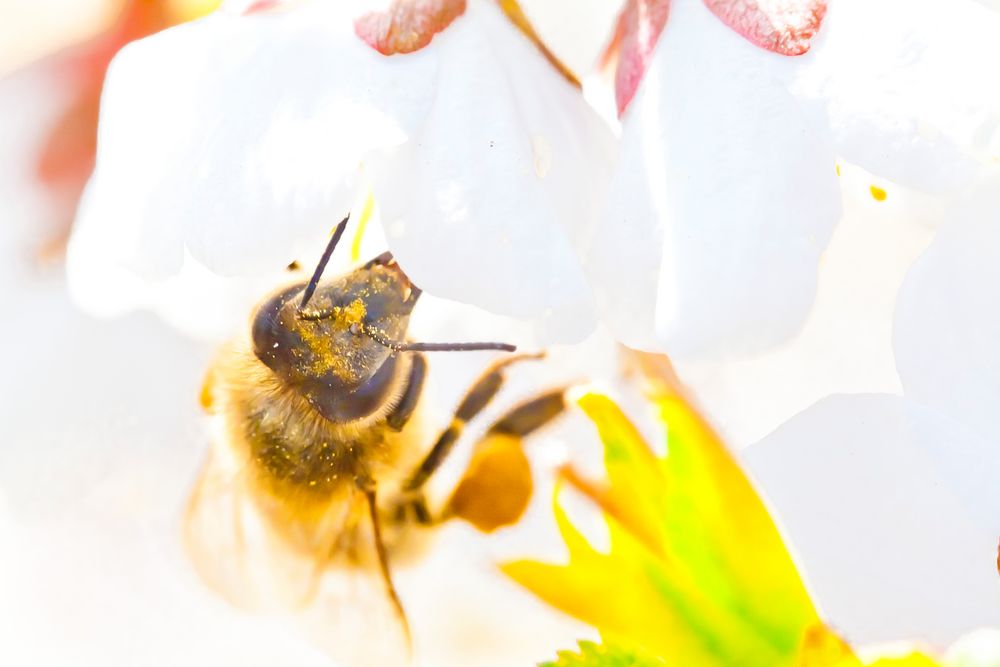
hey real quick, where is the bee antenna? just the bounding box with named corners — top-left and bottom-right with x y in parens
top-left (361, 325), bottom-right (516, 353)
top-left (298, 213), bottom-right (350, 312)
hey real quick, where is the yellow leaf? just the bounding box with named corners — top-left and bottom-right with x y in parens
top-left (508, 351), bottom-right (820, 666)
top-left (503, 489), bottom-right (724, 663)
top-left (868, 655), bottom-right (941, 667)
top-left (797, 625), bottom-right (863, 667)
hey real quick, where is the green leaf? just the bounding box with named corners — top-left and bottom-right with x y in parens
top-left (540, 641), bottom-right (668, 667)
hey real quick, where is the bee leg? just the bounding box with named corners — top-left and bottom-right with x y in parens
top-left (444, 389), bottom-right (567, 533)
top-left (483, 388), bottom-right (566, 439)
top-left (403, 352), bottom-right (544, 491)
top-left (386, 354), bottom-right (427, 431)
top-left (362, 486), bottom-right (412, 646)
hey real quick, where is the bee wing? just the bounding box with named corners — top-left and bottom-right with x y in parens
top-left (182, 442), bottom-right (309, 611)
top-left (183, 442), bottom-right (412, 666)
top-left (296, 542), bottom-right (413, 667)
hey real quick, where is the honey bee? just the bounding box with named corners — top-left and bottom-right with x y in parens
top-left (186, 214), bottom-right (567, 664)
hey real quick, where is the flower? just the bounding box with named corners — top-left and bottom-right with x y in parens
top-left (69, 0), bottom-right (1000, 362)
top-left (592, 0), bottom-right (1000, 357)
top-left (67, 0), bottom-right (614, 343)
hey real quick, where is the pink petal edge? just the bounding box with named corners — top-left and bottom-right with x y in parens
top-left (606, 0), bottom-right (672, 116)
top-left (703, 0), bottom-right (827, 55)
top-left (355, 0), bottom-right (467, 56)
top-left (243, 0), bottom-right (282, 14)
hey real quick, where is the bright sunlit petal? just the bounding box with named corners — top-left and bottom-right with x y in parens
top-left (369, 0), bottom-right (613, 342)
top-left (592, 0), bottom-right (841, 357)
top-left (790, 0), bottom-right (1000, 194)
top-left (75, 2), bottom-right (428, 281)
top-left (746, 393), bottom-right (1000, 646)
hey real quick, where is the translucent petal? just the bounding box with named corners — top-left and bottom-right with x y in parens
top-left (371, 0), bottom-right (612, 342)
top-left (746, 394), bottom-right (1000, 646)
top-left (671, 164), bottom-right (939, 450)
top-left (790, 0), bottom-right (1000, 193)
top-left (592, 0), bottom-right (841, 357)
top-left (71, 0), bottom-right (610, 341)
top-left (69, 182), bottom-right (361, 342)
top-left (75, 1), bottom-right (435, 282)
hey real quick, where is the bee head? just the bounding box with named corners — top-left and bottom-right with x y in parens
top-left (252, 261), bottom-right (418, 424)
top-left (250, 214), bottom-right (515, 424)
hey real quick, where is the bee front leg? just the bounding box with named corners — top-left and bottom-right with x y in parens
top-left (385, 354), bottom-right (427, 431)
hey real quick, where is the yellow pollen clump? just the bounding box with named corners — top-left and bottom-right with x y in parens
top-left (340, 299), bottom-right (367, 329)
top-left (870, 184), bottom-right (887, 201)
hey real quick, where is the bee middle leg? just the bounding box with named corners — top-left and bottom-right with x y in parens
top-left (403, 352), bottom-right (545, 492)
top-left (362, 486), bottom-right (412, 645)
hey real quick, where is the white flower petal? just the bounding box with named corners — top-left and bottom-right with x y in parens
top-left (71, 0), bottom-right (610, 342)
top-left (75, 0), bottom-right (434, 282)
top-left (68, 174), bottom-right (304, 341)
top-left (791, 0), bottom-right (1000, 193)
top-left (67, 236), bottom-right (282, 341)
top-left (745, 393), bottom-right (1000, 646)
top-left (893, 183), bottom-right (1000, 443)
top-left (370, 1), bottom-right (612, 342)
top-left (673, 163), bottom-right (937, 450)
top-left (592, 0), bottom-right (841, 357)
top-left (69, 177), bottom-right (404, 340)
